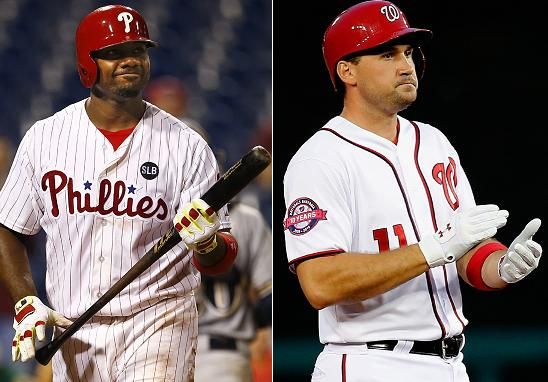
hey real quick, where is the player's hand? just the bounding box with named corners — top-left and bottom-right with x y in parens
top-left (174, 198), bottom-right (220, 254)
top-left (12, 296), bottom-right (72, 362)
top-left (499, 218), bottom-right (542, 283)
top-left (419, 204), bottom-right (508, 267)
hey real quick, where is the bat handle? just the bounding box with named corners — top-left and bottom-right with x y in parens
top-left (35, 228), bottom-right (184, 365)
top-left (35, 332), bottom-right (65, 365)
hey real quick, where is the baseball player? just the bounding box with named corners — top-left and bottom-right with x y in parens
top-left (283, 2), bottom-right (543, 381)
top-left (194, 200), bottom-right (272, 382)
top-left (0, 5), bottom-right (237, 382)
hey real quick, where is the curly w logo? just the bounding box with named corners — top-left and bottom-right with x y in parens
top-left (432, 157), bottom-right (459, 210)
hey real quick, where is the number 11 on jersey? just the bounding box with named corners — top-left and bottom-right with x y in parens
top-left (373, 224), bottom-right (407, 252)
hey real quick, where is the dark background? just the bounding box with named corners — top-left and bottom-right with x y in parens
top-left (273, 1), bottom-right (547, 380)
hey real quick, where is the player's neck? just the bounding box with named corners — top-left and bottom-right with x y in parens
top-left (340, 106), bottom-right (399, 143)
top-left (86, 96), bottom-right (146, 132)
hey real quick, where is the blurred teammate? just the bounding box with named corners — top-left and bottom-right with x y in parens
top-left (144, 75), bottom-right (208, 139)
top-left (195, 200), bottom-right (271, 382)
top-left (282, 2), bottom-right (542, 381)
top-left (146, 75), bottom-right (272, 382)
top-left (241, 120), bottom-right (272, 227)
top-left (0, 5), bottom-right (237, 381)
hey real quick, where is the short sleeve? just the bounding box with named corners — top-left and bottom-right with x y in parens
top-left (283, 158), bottom-right (351, 271)
top-left (0, 132), bottom-right (43, 235)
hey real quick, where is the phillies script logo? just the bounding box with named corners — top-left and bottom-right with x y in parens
top-left (432, 157), bottom-right (459, 211)
top-left (41, 170), bottom-right (168, 219)
top-left (284, 197), bottom-right (327, 236)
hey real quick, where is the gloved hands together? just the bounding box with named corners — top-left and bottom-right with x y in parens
top-left (12, 296), bottom-right (72, 362)
top-left (499, 218), bottom-right (542, 283)
top-left (419, 204), bottom-right (508, 267)
top-left (174, 198), bottom-right (220, 254)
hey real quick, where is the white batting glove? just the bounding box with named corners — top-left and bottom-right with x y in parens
top-left (174, 199), bottom-right (220, 254)
top-left (419, 204), bottom-right (508, 267)
top-left (499, 218), bottom-right (542, 283)
top-left (12, 296), bottom-right (72, 362)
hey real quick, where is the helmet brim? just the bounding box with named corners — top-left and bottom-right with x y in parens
top-left (91, 38), bottom-right (159, 56)
top-left (343, 29), bottom-right (432, 59)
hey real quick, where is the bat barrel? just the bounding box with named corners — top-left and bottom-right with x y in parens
top-left (203, 146), bottom-right (271, 210)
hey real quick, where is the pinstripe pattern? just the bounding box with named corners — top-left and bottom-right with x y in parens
top-left (0, 99), bottom-right (228, 381)
top-left (52, 295), bottom-right (197, 381)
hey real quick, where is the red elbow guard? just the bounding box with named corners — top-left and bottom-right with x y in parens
top-left (192, 232), bottom-right (238, 275)
top-left (466, 242), bottom-right (507, 291)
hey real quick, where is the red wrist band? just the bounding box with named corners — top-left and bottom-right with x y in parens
top-left (466, 242), bottom-right (507, 291)
top-left (192, 232), bottom-right (238, 275)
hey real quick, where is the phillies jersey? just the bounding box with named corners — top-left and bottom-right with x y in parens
top-left (0, 99), bottom-right (230, 318)
top-left (283, 116), bottom-right (475, 344)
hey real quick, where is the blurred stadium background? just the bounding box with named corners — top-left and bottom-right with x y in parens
top-left (0, 0), bottom-right (271, 380)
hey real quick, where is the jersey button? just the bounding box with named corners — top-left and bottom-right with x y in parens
top-left (97, 292), bottom-right (102, 298)
top-left (99, 256), bottom-right (105, 262)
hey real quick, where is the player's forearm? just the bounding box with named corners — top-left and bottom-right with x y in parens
top-left (193, 232), bottom-right (227, 267)
top-left (457, 240), bottom-right (507, 289)
top-left (296, 244), bottom-right (429, 310)
top-left (0, 227), bottom-right (38, 302)
top-left (480, 250), bottom-right (507, 288)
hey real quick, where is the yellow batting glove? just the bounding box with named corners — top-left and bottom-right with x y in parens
top-left (173, 199), bottom-right (220, 254)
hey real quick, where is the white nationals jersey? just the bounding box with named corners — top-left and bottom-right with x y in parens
top-left (197, 201), bottom-right (272, 340)
top-left (284, 116), bottom-right (476, 344)
top-left (0, 99), bottom-right (230, 318)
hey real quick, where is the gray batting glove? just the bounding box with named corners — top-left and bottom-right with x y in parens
top-left (12, 296), bottom-right (73, 362)
top-left (499, 218), bottom-right (542, 283)
top-left (419, 204), bottom-right (509, 268)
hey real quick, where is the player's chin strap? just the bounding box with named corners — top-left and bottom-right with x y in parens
top-left (415, 46), bottom-right (427, 80)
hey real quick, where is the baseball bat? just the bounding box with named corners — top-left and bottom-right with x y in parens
top-left (34, 146), bottom-right (271, 365)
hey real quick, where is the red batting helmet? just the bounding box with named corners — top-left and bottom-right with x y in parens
top-left (322, 1), bottom-right (432, 89)
top-left (75, 5), bottom-right (158, 88)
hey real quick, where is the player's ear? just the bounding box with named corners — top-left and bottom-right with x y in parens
top-left (336, 60), bottom-right (358, 87)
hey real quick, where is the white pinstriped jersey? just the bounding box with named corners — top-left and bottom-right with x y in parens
top-left (284, 116), bottom-right (475, 344)
top-left (0, 99), bottom-right (230, 319)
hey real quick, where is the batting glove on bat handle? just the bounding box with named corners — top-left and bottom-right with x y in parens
top-left (12, 296), bottom-right (73, 362)
top-left (173, 198), bottom-right (221, 254)
top-left (419, 204), bottom-right (509, 268)
top-left (499, 218), bottom-right (542, 283)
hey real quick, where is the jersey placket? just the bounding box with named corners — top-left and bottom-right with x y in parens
top-left (91, 140), bottom-right (129, 301)
top-left (395, 127), bottom-right (463, 336)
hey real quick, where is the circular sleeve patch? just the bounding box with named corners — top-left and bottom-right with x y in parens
top-left (284, 197), bottom-right (327, 236)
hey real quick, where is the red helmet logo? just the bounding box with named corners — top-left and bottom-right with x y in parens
top-left (75, 5), bottom-right (158, 88)
top-left (322, 1), bottom-right (432, 90)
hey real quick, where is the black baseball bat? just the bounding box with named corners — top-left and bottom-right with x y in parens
top-left (35, 146), bottom-right (271, 365)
